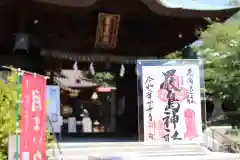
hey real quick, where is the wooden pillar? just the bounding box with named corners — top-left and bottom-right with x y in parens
top-left (109, 89), bottom-right (116, 132)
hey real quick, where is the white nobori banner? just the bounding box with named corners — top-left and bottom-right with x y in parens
top-left (46, 85), bottom-right (61, 133)
top-left (141, 64), bottom-right (202, 142)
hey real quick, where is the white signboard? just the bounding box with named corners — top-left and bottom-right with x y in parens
top-left (142, 65), bottom-right (202, 142)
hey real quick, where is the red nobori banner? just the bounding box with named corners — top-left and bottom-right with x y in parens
top-left (20, 73), bottom-right (47, 160)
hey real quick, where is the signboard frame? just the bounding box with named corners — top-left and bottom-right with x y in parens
top-left (136, 59), bottom-right (206, 143)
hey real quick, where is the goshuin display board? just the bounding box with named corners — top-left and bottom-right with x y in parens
top-left (137, 59), bottom-right (205, 142)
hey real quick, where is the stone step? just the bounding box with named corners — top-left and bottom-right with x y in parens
top-left (48, 153), bottom-right (240, 160)
top-left (50, 142), bottom-right (208, 153)
top-left (50, 145), bottom-right (207, 152)
top-left (48, 141), bottom-right (210, 159)
top-left (58, 141), bottom-right (202, 148)
top-left (47, 141), bottom-right (240, 160)
top-left (57, 142), bottom-right (207, 152)
top-left (48, 150), bottom-right (207, 157)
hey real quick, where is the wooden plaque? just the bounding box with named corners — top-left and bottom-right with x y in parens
top-left (95, 13), bottom-right (120, 49)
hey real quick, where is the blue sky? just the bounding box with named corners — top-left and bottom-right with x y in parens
top-left (198, 0), bottom-right (240, 6)
top-left (160, 0), bottom-right (240, 48)
top-left (160, 0), bottom-right (240, 10)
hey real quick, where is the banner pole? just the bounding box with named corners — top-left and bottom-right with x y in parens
top-left (2, 66), bottom-right (49, 79)
top-left (16, 69), bottom-right (22, 160)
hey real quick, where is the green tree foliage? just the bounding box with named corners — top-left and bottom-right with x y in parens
top-left (0, 71), bottom-right (55, 159)
top-left (165, 50), bottom-right (182, 59)
top-left (195, 22), bottom-right (240, 108)
top-left (88, 72), bottom-right (115, 87)
top-left (0, 71), bottom-right (18, 159)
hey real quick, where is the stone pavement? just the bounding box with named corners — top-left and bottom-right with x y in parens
top-left (48, 141), bottom-right (240, 160)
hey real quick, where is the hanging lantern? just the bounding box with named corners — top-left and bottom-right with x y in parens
top-left (13, 33), bottom-right (29, 52)
top-left (95, 13), bottom-right (120, 49)
top-left (91, 92), bottom-right (98, 100)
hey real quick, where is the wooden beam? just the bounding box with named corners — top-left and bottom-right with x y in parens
top-left (40, 49), bottom-right (158, 64)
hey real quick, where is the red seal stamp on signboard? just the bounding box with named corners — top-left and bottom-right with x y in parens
top-left (158, 75), bottom-right (188, 102)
